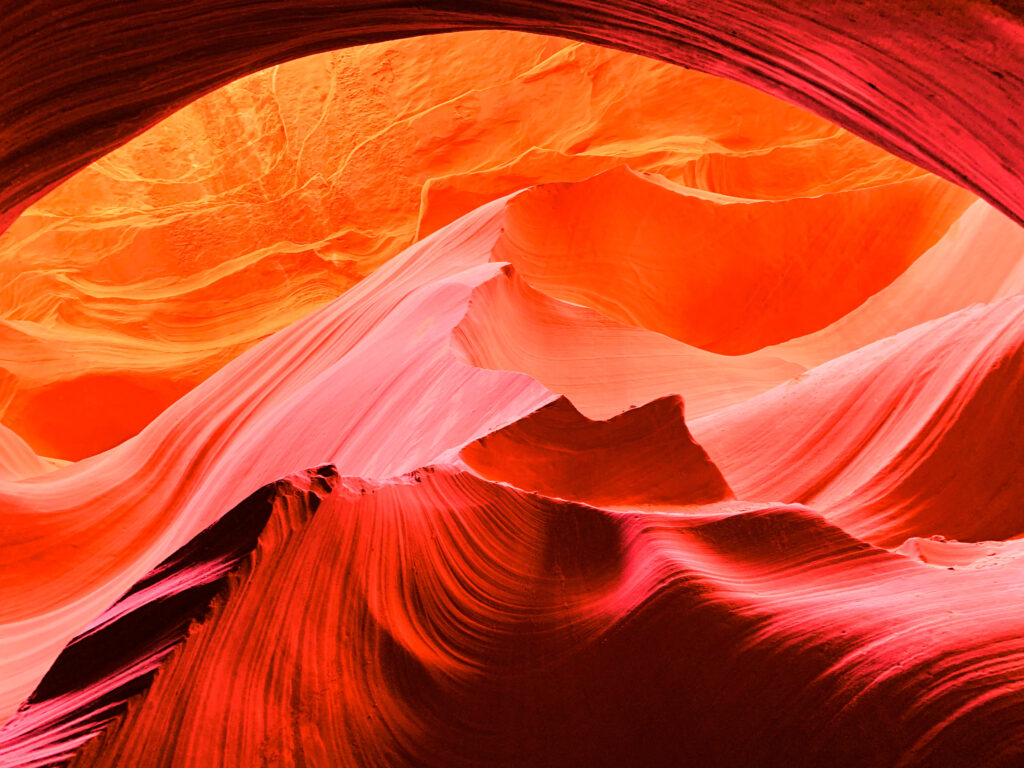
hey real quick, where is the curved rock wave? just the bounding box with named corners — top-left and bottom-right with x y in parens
top-left (0, 199), bottom-right (554, 724)
top-left (2, 19), bottom-right (1024, 757)
top-left (692, 293), bottom-right (1024, 547)
top-left (1, 31), bottom-right (942, 460)
top-left (0, 178), bottom-right (1021, 764)
top-left (13, 464), bottom-right (1024, 767)
top-left (493, 166), bottom-right (973, 353)
top-left (3, 1), bottom-right (1024, 230)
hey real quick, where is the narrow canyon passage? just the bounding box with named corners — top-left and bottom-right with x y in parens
top-left (1, 13), bottom-right (1024, 768)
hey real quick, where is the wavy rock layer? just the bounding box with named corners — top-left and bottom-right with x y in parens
top-left (494, 166), bottom-right (973, 353)
top-left (0, 31), bottom-right (950, 461)
top-left (2, 153), bottom-right (1024, 758)
top-left (451, 265), bottom-right (805, 420)
top-left (0, 175), bottom-right (1022, 764)
top-left (2, 12), bottom-right (1024, 765)
top-left (38, 465), bottom-right (1024, 768)
top-left (0, 199), bottom-right (556, 726)
top-left (692, 294), bottom-right (1024, 548)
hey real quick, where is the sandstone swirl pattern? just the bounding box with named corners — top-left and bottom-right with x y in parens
top-left (1, 13), bottom-right (1024, 768)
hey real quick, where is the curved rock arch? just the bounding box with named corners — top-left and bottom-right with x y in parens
top-left (1, 0), bottom-right (1023, 233)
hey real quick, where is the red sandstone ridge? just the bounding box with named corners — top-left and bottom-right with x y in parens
top-left (461, 394), bottom-right (732, 506)
top-left (8, 465), bottom-right (1024, 767)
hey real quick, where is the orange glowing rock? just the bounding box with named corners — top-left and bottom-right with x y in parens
top-left (0, 198), bottom-right (555, 729)
top-left (764, 199), bottom-right (1024, 368)
top-left (0, 30), bottom-right (953, 460)
top-left (4, 22), bottom-right (1024, 768)
top-left (494, 166), bottom-right (974, 354)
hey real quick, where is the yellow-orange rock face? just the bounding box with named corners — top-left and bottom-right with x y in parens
top-left (0, 30), bottom-right (971, 460)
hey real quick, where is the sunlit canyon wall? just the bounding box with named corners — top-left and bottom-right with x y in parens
top-left (2, 7), bottom-right (1024, 768)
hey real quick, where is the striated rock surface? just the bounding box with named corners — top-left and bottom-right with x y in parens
top-left (0, 31), bottom-right (952, 460)
top-left (12, 464), bottom-right (1024, 768)
top-left (2, 12), bottom-right (1024, 768)
top-left (692, 294), bottom-right (1024, 547)
top-left (3, 0), bottom-right (1024, 228)
top-left (1, 171), bottom-right (1023, 762)
top-left (0, 199), bottom-right (558, 726)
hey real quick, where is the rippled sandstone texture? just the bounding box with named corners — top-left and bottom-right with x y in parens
top-left (0, 31), bottom-right (973, 461)
top-left (62, 468), bottom-right (1024, 768)
top-left (1, 8), bottom-right (1024, 768)
top-left (2, 176), bottom-right (1024, 764)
